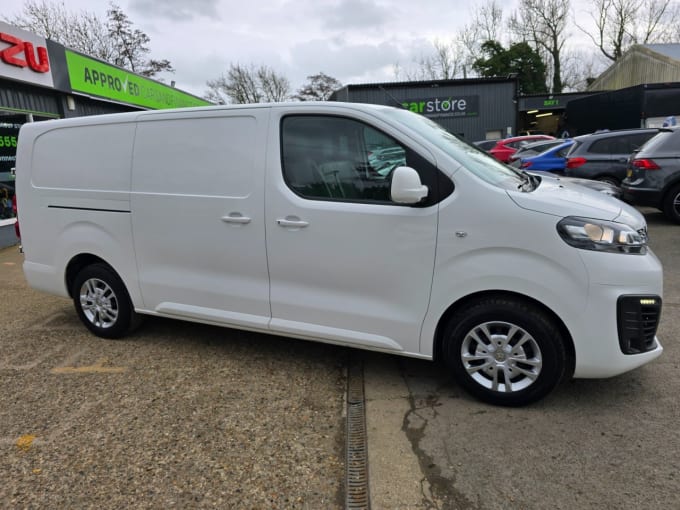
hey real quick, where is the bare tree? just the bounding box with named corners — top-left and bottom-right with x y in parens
top-left (455, 24), bottom-right (481, 78)
top-left (413, 39), bottom-right (462, 80)
top-left (5, 0), bottom-right (114, 60)
top-left (394, 37), bottom-right (471, 81)
top-left (578, 0), bottom-right (680, 62)
top-left (4, 1), bottom-right (173, 77)
top-left (509, 0), bottom-right (571, 93)
top-left (393, 0), bottom-right (505, 81)
top-left (293, 73), bottom-right (342, 101)
top-left (560, 50), bottom-right (609, 91)
top-left (474, 0), bottom-right (505, 42)
top-left (257, 66), bottom-right (290, 102)
top-left (458, 0), bottom-right (505, 78)
top-left (106, 4), bottom-right (172, 77)
top-left (205, 64), bottom-right (290, 104)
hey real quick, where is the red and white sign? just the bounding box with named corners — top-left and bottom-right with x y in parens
top-left (1, 32), bottom-right (49, 73)
top-left (0, 21), bottom-right (54, 88)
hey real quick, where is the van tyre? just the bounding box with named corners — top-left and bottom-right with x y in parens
top-left (443, 298), bottom-right (566, 406)
top-left (662, 184), bottom-right (680, 224)
top-left (72, 263), bottom-right (141, 339)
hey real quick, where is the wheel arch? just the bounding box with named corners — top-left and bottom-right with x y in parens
top-left (432, 290), bottom-right (575, 378)
top-left (68, 255), bottom-right (142, 338)
top-left (65, 253), bottom-right (113, 298)
top-left (661, 177), bottom-right (680, 202)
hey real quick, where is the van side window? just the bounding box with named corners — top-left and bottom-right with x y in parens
top-left (281, 115), bottom-right (410, 203)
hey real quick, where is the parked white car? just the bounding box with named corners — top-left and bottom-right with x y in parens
top-left (15, 102), bottom-right (663, 405)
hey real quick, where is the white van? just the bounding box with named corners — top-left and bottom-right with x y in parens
top-left (15, 102), bottom-right (663, 405)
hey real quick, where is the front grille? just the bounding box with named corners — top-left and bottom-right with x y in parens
top-left (617, 295), bottom-right (662, 354)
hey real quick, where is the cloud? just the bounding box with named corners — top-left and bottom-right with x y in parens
top-left (165, 45), bottom-right (293, 98)
top-left (119, 0), bottom-right (498, 97)
top-left (288, 37), bottom-right (411, 86)
top-left (316, 0), bottom-right (394, 30)
top-left (129, 0), bottom-right (221, 21)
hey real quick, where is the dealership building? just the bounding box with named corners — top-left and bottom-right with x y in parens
top-left (0, 21), bottom-right (210, 247)
top-left (331, 45), bottom-right (680, 142)
top-left (330, 78), bottom-right (595, 141)
top-left (330, 77), bottom-right (519, 142)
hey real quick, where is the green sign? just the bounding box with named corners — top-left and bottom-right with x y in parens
top-left (0, 124), bottom-right (20, 188)
top-left (401, 95), bottom-right (479, 118)
top-left (65, 50), bottom-right (211, 110)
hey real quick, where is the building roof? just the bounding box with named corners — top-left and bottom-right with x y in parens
top-left (589, 44), bottom-right (680, 91)
top-left (334, 76), bottom-right (517, 90)
top-left (329, 77), bottom-right (518, 101)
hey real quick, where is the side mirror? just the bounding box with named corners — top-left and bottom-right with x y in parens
top-left (390, 166), bottom-right (428, 204)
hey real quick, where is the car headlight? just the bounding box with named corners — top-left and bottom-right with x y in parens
top-left (557, 216), bottom-right (647, 254)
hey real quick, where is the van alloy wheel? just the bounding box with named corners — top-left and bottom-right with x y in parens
top-left (72, 263), bottom-right (141, 339)
top-left (443, 298), bottom-right (566, 406)
top-left (79, 278), bottom-right (119, 329)
top-left (461, 321), bottom-right (542, 393)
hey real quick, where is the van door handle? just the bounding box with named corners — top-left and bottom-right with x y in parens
top-left (276, 217), bottom-right (309, 228)
top-left (221, 213), bottom-right (251, 224)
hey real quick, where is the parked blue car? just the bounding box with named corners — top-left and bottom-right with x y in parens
top-left (520, 139), bottom-right (574, 173)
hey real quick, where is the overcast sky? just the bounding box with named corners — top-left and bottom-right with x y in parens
top-left (5, 0), bottom-right (600, 99)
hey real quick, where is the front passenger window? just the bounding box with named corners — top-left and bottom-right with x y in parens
top-left (281, 115), bottom-right (407, 203)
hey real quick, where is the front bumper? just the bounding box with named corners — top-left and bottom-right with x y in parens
top-left (569, 249), bottom-right (664, 378)
top-left (621, 184), bottom-right (662, 208)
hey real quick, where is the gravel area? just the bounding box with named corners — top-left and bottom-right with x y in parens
top-left (0, 246), bottom-right (346, 509)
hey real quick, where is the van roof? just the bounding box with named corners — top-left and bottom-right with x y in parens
top-left (18, 102), bottom-right (400, 134)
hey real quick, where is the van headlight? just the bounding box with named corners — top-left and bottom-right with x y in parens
top-left (557, 217), bottom-right (647, 254)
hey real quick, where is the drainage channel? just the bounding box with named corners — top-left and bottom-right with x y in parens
top-left (346, 356), bottom-right (370, 510)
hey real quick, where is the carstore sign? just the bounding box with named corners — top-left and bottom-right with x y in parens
top-left (65, 51), bottom-right (210, 110)
top-left (402, 95), bottom-right (479, 118)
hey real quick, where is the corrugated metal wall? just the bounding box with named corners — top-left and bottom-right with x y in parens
top-left (332, 80), bottom-right (517, 141)
top-left (65, 94), bottom-right (139, 118)
top-left (0, 79), bottom-right (60, 117)
top-left (1, 78), bottom-right (142, 120)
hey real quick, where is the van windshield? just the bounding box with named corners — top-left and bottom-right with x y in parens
top-left (382, 108), bottom-right (530, 191)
